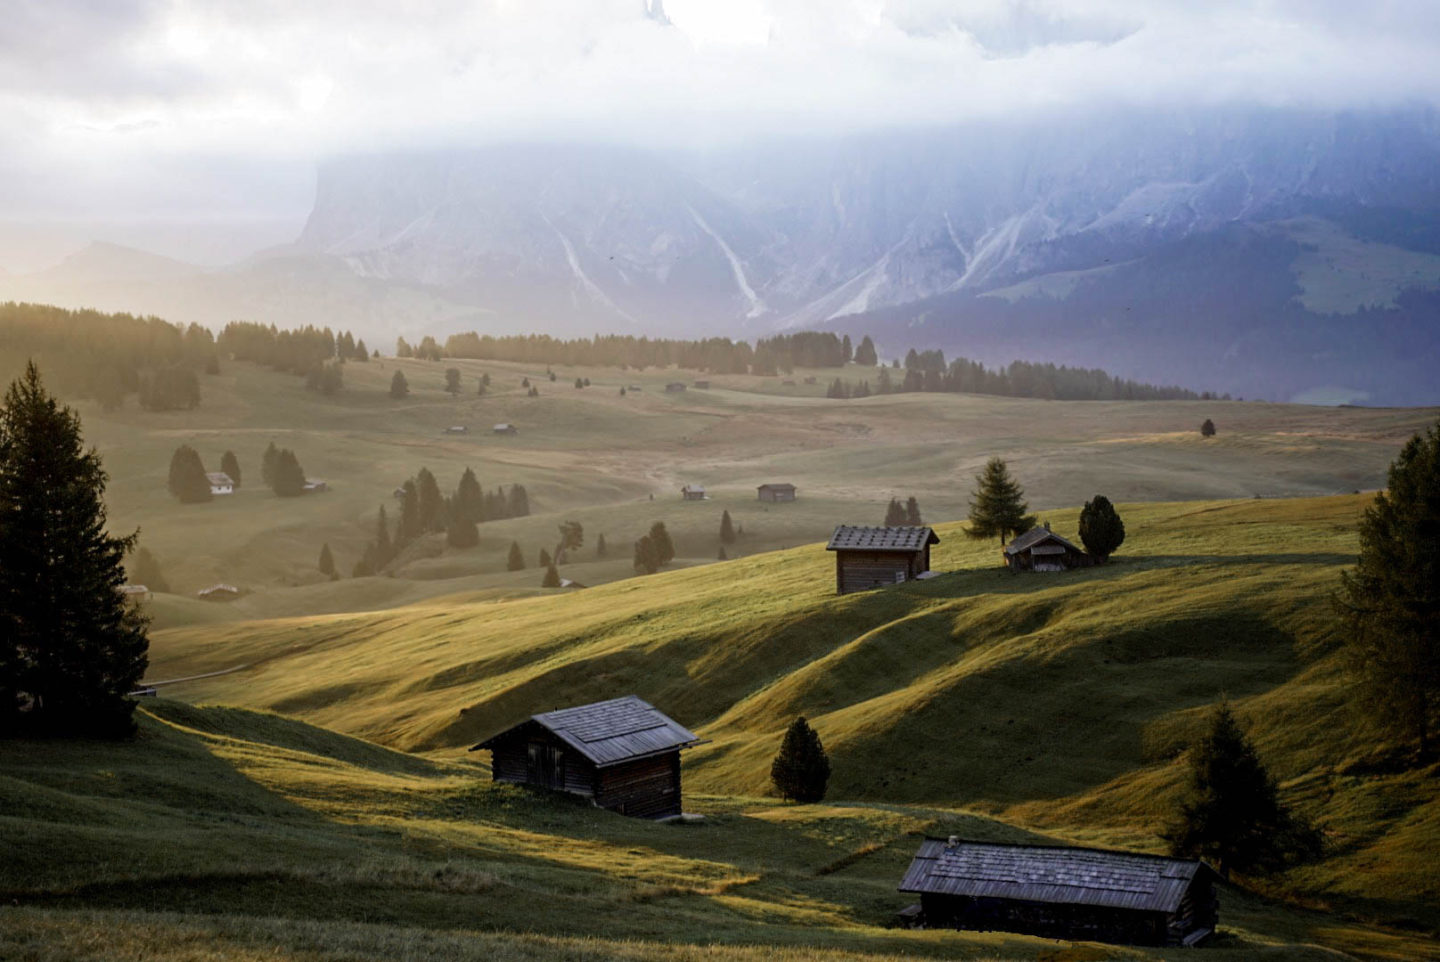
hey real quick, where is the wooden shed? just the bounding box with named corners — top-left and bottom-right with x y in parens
top-left (826, 525), bottom-right (938, 594)
top-left (899, 838), bottom-right (1218, 947)
top-left (681, 484), bottom-right (707, 501)
top-left (206, 472), bottom-right (234, 496)
top-left (470, 695), bottom-right (700, 819)
top-left (757, 483), bottom-right (797, 503)
top-left (1003, 524), bottom-right (1091, 572)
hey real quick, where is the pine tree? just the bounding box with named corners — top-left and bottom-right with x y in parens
top-left (445, 368), bottom-right (461, 394)
top-left (967, 457), bottom-right (1036, 545)
top-left (1335, 419), bottom-right (1440, 757)
top-left (1167, 702), bottom-right (1319, 877)
top-left (1078, 494), bottom-right (1126, 562)
top-left (396, 337), bottom-right (413, 358)
top-left (354, 338), bottom-right (369, 360)
top-left (538, 547), bottom-right (552, 567)
top-left (375, 505), bottom-right (394, 566)
top-left (649, 521), bottom-right (675, 565)
top-left (1201, 418), bottom-right (1216, 438)
top-left (455, 467), bottom-right (483, 523)
top-left (390, 369), bottom-right (409, 399)
top-left (261, 441), bottom-right (279, 489)
top-left (841, 334), bottom-right (853, 364)
top-left (770, 717), bottom-right (831, 803)
top-left (446, 515), bottom-right (479, 549)
top-left (719, 510), bottom-right (737, 545)
top-left (396, 480), bottom-right (421, 545)
top-left (167, 444), bottom-right (212, 503)
top-left (541, 563), bottom-right (561, 587)
top-left (416, 467), bottom-right (443, 532)
top-left (270, 448), bottom-right (306, 497)
top-left (883, 497), bottom-right (906, 526)
top-left (633, 535), bottom-right (660, 574)
top-left (127, 546), bottom-right (170, 594)
top-left (0, 362), bottom-right (149, 737)
top-left (220, 450), bottom-right (241, 488)
top-left (506, 540), bottom-right (525, 571)
top-left (596, 533), bottom-right (607, 557)
top-left (318, 542), bottom-right (336, 577)
top-left (905, 496), bottom-right (923, 525)
top-left (855, 335), bottom-right (878, 367)
top-left (508, 484), bottom-right (530, 517)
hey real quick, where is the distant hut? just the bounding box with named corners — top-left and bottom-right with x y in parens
top-left (757, 483), bottom-right (797, 503)
top-left (302, 479), bottom-right (329, 494)
top-left (117, 584), bottom-right (151, 603)
top-left (899, 838), bottom-right (1218, 947)
top-left (444, 425), bottom-right (469, 434)
top-left (680, 484), bottom-right (706, 501)
top-left (206, 472), bottom-right (235, 496)
top-left (826, 525), bottom-right (938, 594)
top-left (392, 487), bottom-right (407, 500)
top-left (664, 382), bottom-right (687, 393)
top-left (493, 423), bottom-right (518, 435)
top-left (196, 583), bottom-right (242, 601)
top-left (1003, 524), bottom-right (1090, 572)
top-left (470, 695), bottom-right (700, 818)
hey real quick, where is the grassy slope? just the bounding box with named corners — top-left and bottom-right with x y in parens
top-left (147, 494), bottom-right (1440, 941)
top-left (2, 702), bottom-right (1430, 961)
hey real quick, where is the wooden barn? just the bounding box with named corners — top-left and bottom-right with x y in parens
top-left (757, 483), bottom-right (797, 502)
top-left (899, 838), bottom-right (1218, 947)
top-left (681, 484), bottom-right (707, 501)
top-left (470, 695), bottom-right (701, 819)
top-left (826, 525), bottom-right (938, 594)
top-left (1003, 524), bottom-right (1091, 572)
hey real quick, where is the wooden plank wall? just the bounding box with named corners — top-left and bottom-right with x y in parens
top-left (596, 753), bottom-right (681, 818)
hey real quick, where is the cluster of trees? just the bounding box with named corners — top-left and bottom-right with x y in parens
top-left (1, 302), bottom-right (217, 412)
top-left (218, 321), bottom-right (369, 374)
top-left (884, 497), bottom-right (923, 526)
top-left (260, 443), bottom-right (308, 497)
top-left (825, 378), bottom-right (872, 399)
top-left (127, 546), bottom-right (170, 593)
top-left (632, 521), bottom-right (675, 574)
top-left (396, 336), bottom-right (444, 361)
top-left (0, 363), bottom-right (148, 737)
top-left (167, 444), bottom-right (311, 503)
top-left (306, 363), bottom-right (343, 396)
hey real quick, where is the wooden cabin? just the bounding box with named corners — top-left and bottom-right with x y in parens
top-left (1003, 524), bottom-right (1090, 572)
top-left (493, 423), bottom-right (518, 435)
top-left (899, 838), bottom-right (1218, 947)
top-left (826, 525), bottom-right (938, 594)
top-left (681, 484), bottom-right (707, 501)
top-left (471, 695), bottom-right (700, 818)
top-left (757, 483), bottom-right (797, 502)
top-left (206, 472), bottom-right (234, 496)
top-left (117, 584), bottom-right (151, 603)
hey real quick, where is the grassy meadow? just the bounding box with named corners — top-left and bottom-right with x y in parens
top-left (5, 353), bottom-right (1440, 960)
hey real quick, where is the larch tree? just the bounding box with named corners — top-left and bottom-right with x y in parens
top-left (967, 457), bottom-right (1036, 545)
top-left (554, 521), bottom-right (584, 564)
top-left (261, 441), bottom-right (279, 488)
top-left (416, 467), bottom-right (444, 532)
top-left (1334, 419), bottom-right (1440, 757)
top-left (444, 368), bottom-right (461, 394)
top-left (596, 533), bottom-right (607, 557)
top-left (854, 335), bottom-right (878, 367)
top-left (883, 497), bottom-right (906, 526)
top-left (0, 362), bottom-right (149, 737)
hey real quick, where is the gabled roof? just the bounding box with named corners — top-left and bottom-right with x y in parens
top-left (681, 484), bottom-right (706, 492)
top-left (899, 838), bottom-right (1211, 914)
top-left (1004, 526), bottom-right (1082, 556)
top-left (206, 472), bottom-right (234, 486)
top-left (758, 482), bottom-right (796, 491)
top-left (470, 695), bottom-right (700, 768)
top-left (826, 525), bottom-right (938, 552)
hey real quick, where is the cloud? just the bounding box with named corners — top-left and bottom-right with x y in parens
top-left (4, 0), bottom-right (1440, 222)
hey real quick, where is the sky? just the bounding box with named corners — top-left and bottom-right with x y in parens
top-left (2, 0), bottom-right (1439, 268)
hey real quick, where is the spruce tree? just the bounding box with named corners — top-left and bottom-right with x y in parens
top-left (506, 540), bottom-right (525, 571)
top-left (649, 521), bottom-right (675, 565)
top-left (1201, 418), bottom-right (1216, 438)
top-left (220, 450), bottom-right (241, 488)
top-left (270, 448), bottom-right (306, 497)
top-left (0, 362), bottom-right (149, 737)
top-left (508, 484), bottom-right (530, 517)
top-left (770, 716), bottom-right (831, 803)
top-left (375, 505), bottom-right (394, 565)
top-left (390, 369), bottom-right (409, 398)
top-left (855, 335), bottom-right (878, 367)
top-left (541, 563), bottom-right (561, 587)
top-left (445, 368), bottom-right (461, 394)
top-left (167, 444), bottom-right (212, 503)
top-left (905, 496), bottom-right (923, 525)
top-left (718, 545), bottom-right (728, 560)
top-left (1335, 419), bottom-right (1440, 757)
top-left (261, 441), bottom-right (279, 488)
top-left (446, 516), bottom-right (479, 549)
top-left (719, 510), bottom-right (737, 545)
top-left (1079, 495), bottom-right (1126, 562)
top-left (538, 547), bottom-right (552, 567)
top-left (1167, 702), bottom-right (1319, 877)
top-left (396, 480), bottom-right (421, 544)
top-left (416, 467), bottom-right (444, 532)
top-left (555, 521), bottom-right (583, 563)
top-left (883, 497), bottom-right (906, 526)
top-left (967, 457), bottom-right (1036, 545)
top-left (127, 546), bottom-right (170, 594)
top-left (318, 542), bottom-right (336, 577)
top-left (455, 467), bottom-right (483, 523)
top-left (633, 535), bottom-right (660, 574)
top-left (596, 533), bottom-right (607, 557)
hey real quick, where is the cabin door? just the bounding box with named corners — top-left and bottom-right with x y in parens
top-left (527, 741), bottom-right (566, 790)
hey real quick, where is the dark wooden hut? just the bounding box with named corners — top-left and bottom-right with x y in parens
top-left (1003, 524), bottom-right (1091, 572)
top-left (681, 484), bottom-right (706, 501)
top-left (470, 695), bottom-right (700, 818)
top-left (757, 483), bottom-right (797, 502)
top-left (826, 525), bottom-right (938, 594)
top-left (899, 838), bottom-right (1218, 947)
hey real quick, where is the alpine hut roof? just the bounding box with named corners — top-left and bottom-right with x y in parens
top-left (1004, 526), bottom-right (1082, 556)
top-left (470, 695), bottom-right (700, 768)
top-left (205, 472), bottom-right (234, 486)
top-left (899, 838), bottom-right (1212, 915)
top-left (826, 525), bottom-right (938, 553)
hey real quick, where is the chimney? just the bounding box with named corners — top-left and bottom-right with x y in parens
top-left (947, 835), bottom-right (959, 848)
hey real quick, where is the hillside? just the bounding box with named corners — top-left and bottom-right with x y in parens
top-left (3, 700), bottom-right (1433, 961)
top-left (145, 494), bottom-right (1440, 944)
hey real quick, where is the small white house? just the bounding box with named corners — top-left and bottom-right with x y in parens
top-left (493, 423), bottom-right (518, 435)
top-left (206, 472), bottom-right (235, 496)
top-left (303, 479), bottom-right (329, 494)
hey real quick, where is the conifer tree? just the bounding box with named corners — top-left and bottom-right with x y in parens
top-left (220, 450), bottom-right (241, 488)
top-left (1201, 418), bottom-right (1216, 438)
top-left (396, 337), bottom-right (413, 358)
top-left (596, 533), bottom-right (607, 557)
top-left (127, 546), bottom-right (170, 594)
top-left (446, 515), bottom-right (479, 549)
top-left (1334, 419), bottom-right (1440, 756)
top-left (1078, 495), bottom-right (1126, 562)
top-left (633, 534), bottom-right (660, 574)
top-left (318, 543), bottom-right (336, 578)
top-left (416, 467), bottom-right (443, 532)
top-left (555, 521), bottom-right (583, 564)
top-left (0, 362), bottom-right (148, 737)
top-left (649, 521), bottom-right (675, 565)
top-left (396, 480), bottom-right (421, 545)
top-left (541, 563), bottom-right (561, 587)
top-left (770, 717), bottom-right (831, 803)
top-left (261, 441), bottom-right (279, 488)
top-left (883, 497), bottom-right (906, 526)
top-left (270, 448), bottom-right (306, 497)
top-left (718, 545), bottom-right (728, 560)
top-left (508, 484), bottom-right (530, 517)
top-left (455, 467), bottom-right (483, 523)
top-left (507, 540), bottom-right (525, 571)
top-left (445, 368), bottom-right (461, 394)
top-left (375, 505), bottom-right (393, 566)
top-left (842, 334), bottom-right (853, 364)
top-left (719, 509), bottom-right (737, 545)
top-left (354, 338), bottom-right (369, 361)
top-left (167, 444), bottom-right (212, 503)
top-left (855, 335), bottom-right (878, 367)
top-left (905, 496), bottom-right (923, 525)
top-left (538, 547), bottom-right (552, 567)
top-left (390, 369), bottom-right (409, 398)
top-left (967, 457), bottom-right (1036, 545)
top-left (1167, 702), bottom-right (1319, 877)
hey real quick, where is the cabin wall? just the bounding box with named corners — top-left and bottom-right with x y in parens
top-left (488, 728), bottom-right (598, 798)
top-left (920, 894), bottom-right (1173, 946)
top-left (595, 752), bottom-right (682, 818)
top-left (834, 550), bottom-right (920, 594)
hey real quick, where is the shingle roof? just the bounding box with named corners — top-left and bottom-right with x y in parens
top-left (758, 483), bottom-right (796, 491)
top-left (206, 472), bottom-right (234, 485)
top-left (899, 839), bottom-right (1209, 914)
top-left (1004, 526), bottom-right (1081, 556)
top-left (826, 525), bottom-right (939, 552)
top-left (471, 695), bottom-right (700, 767)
